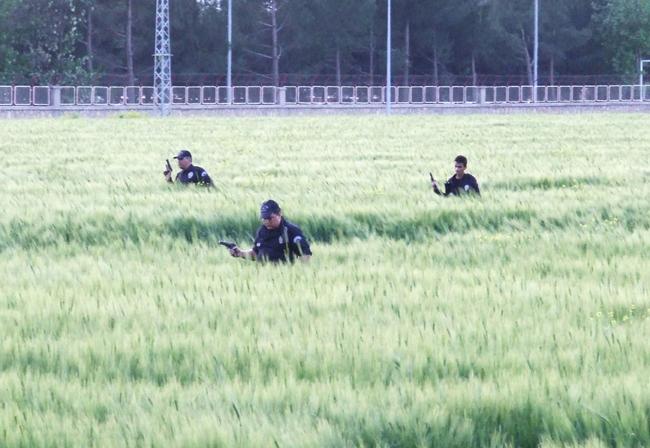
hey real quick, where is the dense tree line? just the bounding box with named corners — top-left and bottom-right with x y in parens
top-left (0, 0), bottom-right (649, 86)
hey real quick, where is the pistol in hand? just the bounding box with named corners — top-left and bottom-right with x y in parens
top-left (164, 159), bottom-right (173, 176)
top-left (219, 240), bottom-right (237, 250)
top-left (220, 241), bottom-right (241, 257)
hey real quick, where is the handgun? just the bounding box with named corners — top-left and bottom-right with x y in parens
top-left (430, 172), bottom-right (441, 194)
top-left (430, 172), bottom-right (438, 189)
top-left (219, 240), bottom-right (237, 250)
top-left (164, 159), bottom-right (173, 175)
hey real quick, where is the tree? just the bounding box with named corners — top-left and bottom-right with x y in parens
top-left (479, 0), bottom-right (537, 84)
top-left (235, 0), bottom-right (294, 87)
top-left (0, 0), bottom-right (90, 84)
top-left (296, 0), bottom-right (376, 85)
top-left (0, 0), bottom-right (646, 86)
top-left (455, 0), bottom-right (496, 86)
top-left (419, 0), bottom-right (477, 85)
top-left (78, 0), bottom-right (96, 74)
top-left (389, 0), bottom-right (423, 85)
top-left (539, 0), bottom-right (591, 84)
top-left (91, 0), bottom-right (152, 84)
top-left (595, 0), bottom-right (650, 75)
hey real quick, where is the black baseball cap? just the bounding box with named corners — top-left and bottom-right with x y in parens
top-left (173, 150), bottom-right (192, 159)
top-left (260, 199), bottom-right (281, 219)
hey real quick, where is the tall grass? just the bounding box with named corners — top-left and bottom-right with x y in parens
top-left (0, 114), bottom-right (649, 447)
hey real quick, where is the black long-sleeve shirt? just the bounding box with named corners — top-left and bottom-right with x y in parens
top-left (173, 164), bottom-right (213, 186)
top-left (434, 173), bottom-right (480, 196)
top-left (253, 218), bottom-right (312, 263)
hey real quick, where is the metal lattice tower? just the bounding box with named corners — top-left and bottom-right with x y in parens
top-left (154, 0), bottom-right (172, 116)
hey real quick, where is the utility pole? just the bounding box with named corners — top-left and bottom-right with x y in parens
top-left (533, 0), bottom-right (539, 102)
top-left (386, 0), bottom-right (392, 114)
top-left (227, 0), bottom-right (233, 104)
top-left (154, 0), bottom-right (172, 116)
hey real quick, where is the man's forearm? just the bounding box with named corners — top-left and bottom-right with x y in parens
top-left (237, 249), bottom-right (256, 260)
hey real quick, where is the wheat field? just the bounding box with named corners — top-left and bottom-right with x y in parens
top-left (0, 113), bottom-right (649, 447)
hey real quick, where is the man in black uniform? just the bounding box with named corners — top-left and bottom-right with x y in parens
top-left (229, 200), bottom-right (312, 263)
top-left (164, 150), bottom-right (213, 186)
top-left (431, 155), bottom-right (480, 196)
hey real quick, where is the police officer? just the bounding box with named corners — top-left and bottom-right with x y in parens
top-left (431, 155), bottom-right (480, 196)
top-left (229, 200), bottom-right (312, 263)
top-left (164, 150), bottom-right (213, 186)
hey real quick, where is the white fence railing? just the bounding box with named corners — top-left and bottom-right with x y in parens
top-left (1, 85), bottom-right (650, 107)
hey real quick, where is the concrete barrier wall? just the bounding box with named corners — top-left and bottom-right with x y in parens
top-left (2, 101), bottom-right (650, 119)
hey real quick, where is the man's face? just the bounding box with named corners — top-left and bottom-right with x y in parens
top-left (454, 162), bottom-right (466, 177)
top-left (177, 156), bottom-right (192, 170)
top-left (262, 213), bottom-right (282, 230)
